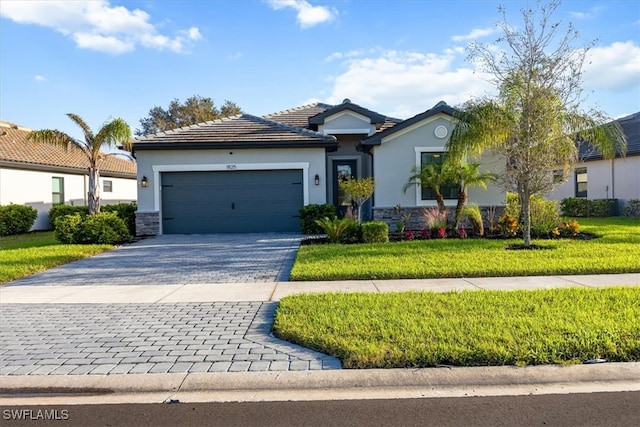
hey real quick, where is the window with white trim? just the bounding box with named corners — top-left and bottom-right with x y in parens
top-left (103, 180), bottom-right (113, 193)
top-left (52, 177), bottom-right (64, 205)
top-left (575, 167), bottom-right (587, 198)
top-left (420, 152), bottom-right (458, 200)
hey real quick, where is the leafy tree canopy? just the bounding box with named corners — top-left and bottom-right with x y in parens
top-left (136, 95), bottom-right (242, 136)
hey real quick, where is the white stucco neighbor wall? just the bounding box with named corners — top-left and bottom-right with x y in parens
top-left (372, 115), bottom-right (505, 209)
top-left (0, 167), bottom-right (136, 230)
top-left (549, 157), bottom-right (640, 204)
top-left (135, 147), bottom-right (328, 215)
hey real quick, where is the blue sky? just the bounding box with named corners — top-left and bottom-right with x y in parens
top-left (1, 0), bottom-right (639, 140)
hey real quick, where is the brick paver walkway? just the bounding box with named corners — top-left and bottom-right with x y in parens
top-left (0, 302), bottom-right (341, 375)
top-left (6, 234), bottom-right (302, 286)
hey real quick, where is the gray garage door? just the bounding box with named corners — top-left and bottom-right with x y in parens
top-left (161, 170), bottom-right (303, 233)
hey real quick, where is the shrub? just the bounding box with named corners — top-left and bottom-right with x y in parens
top-left (462, 204), bottom-right (484, 236)
top-left (300, 204), bottom-right (337, 234)
top-left (83, 212), bottom-right (132, 244)
top-left (362, 221), bottom-right (389, 243)
top-left (561, 198), bottom-right (617, 217)
top-left (506, 192), bottom-right (561, 236)
top-left (498, 213), bottom-right (519, 237)
top-left (49, 205), bottom-right (88, 228)
top-left (560, 197), bottom-right (590, 217)
top-left (340, 220), bottom-right (362, 244)
top-left (0, 204), bottom-right (38, 236)
top-left (54, 213), bottom-right (85, 244)
top-left (314, 217), bottom-right (351, 243)
top-left (623, 199), bottom-right (640, 217)
top-left (54, 212), bottom-right (132, 244)
top-left (560, 219), bottom-right (580, 237)
top-left (422, 208), bottom-right (447, 231)
top-left (103, 203), bottom-right (137, 236)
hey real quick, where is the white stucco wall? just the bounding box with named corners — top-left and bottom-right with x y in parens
top-left (0, 167), bottom-right (136, 230)
top-left (372, 115), bottom-right (505, 208)
top-left (319, 111), bottom-right (376, 135)
top-left (549, 156), bottom-right (640, 204)
top-left (135, 147), bottom-right (328, 214)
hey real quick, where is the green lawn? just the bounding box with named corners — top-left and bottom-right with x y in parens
top-left (0, 231), bottom-right (113, 284)
top-left (273, 287), bottom-right (640, 368)
top-left (290, 217), bottom-right (640, 281)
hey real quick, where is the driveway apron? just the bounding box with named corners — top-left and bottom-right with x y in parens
top-left (1, 234), bottom-right (342, 374)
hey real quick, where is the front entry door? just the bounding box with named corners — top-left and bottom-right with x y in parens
top-left (333, 160), bottom-right (357, 217)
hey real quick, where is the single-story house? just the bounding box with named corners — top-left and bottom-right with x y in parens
top-left (132, 100), bottom-right (505, 235)
top-left (549, 112), bottom-right (640, 210)
top-left (0, 121), bottom-right (137, 230)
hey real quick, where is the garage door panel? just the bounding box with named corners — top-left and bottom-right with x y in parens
top-left (161, 170), bottom-right (303, 233)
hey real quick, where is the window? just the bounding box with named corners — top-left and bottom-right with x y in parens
top-left (103, 180), bottom-right (113, 193)
top-left (52, 177), bottom-right (64, 205)
top-left (420, 152), bottom-right (459, 200)
top-left (575, 167), bottom-right (587, 198)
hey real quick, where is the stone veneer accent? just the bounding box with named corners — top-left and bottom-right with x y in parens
top-left (135, 211), bottom-right (160, 236)
top-left (373, 206), bottom-right (505, 232)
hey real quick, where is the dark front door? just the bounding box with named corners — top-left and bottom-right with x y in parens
top-left (333, 160), bottom-right (357, 218)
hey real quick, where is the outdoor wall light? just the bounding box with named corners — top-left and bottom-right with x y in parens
top-left (314, 174), bottom-right (320, 185)
top-left (141, 176), bottom-right (149, 187)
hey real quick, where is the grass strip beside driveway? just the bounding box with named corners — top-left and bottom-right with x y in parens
top-left (290, 218), bottom-right (640, 281)
top-left (273, 287), bottom-right (640, 368)
top-left (0, 231), bottom-right (113, 284)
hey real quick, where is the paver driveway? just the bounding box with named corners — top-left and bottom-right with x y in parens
top-left (6, 233), bottom-right (302, 286)
top-left (1, 233), bottom-right (342, 374)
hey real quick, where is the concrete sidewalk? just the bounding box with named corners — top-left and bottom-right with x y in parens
top-left (2, 273), bottom-right (639, 303)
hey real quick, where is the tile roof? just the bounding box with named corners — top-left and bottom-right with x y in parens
top-left (580, 112), bottom-right (640, 160)
top-left (0, 121), bottom-right (136, 177)
top-left (133, 114), bottom-right (337, 149)
top-left (263, 103), bottom-right (334, 128)
top-left (263, 102), bottom-right (401, 134)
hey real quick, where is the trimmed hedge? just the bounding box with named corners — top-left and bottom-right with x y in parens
top-left (362, 221), bottom-right (389, 243)
top-left (300, 204), bottom-right (337, 234)
top-left (49, 203), bottom-right (136, 235)
top-left (54, 212), bottom-right (132, 244)
top-left (623, 199), bottom-right (640, 217)
top-left (560, 198), bottom-right (618, 217)
top-left (505, 193), bottom-right (561, 236)
top-left (0, 204), bottom-right (38, 236)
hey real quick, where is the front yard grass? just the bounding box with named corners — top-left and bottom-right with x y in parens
top-left (273, 287), bottom-right (640, 368)
top-left (290, 217), bottom-right (640, 281)
top-left (0, 231), bottom-right (113, 284)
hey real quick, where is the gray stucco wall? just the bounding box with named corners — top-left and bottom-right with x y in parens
top-left (372, 114), bottom-right (505, 209)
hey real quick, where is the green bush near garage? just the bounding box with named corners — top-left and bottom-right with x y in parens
top-left (300, 204), bottom-right (337, 234)
top-left (54, 212), bottom-right (132, 245)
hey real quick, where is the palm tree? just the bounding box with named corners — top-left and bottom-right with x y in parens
top-left (449, 162), bottom-right (497, 228)
top-left (403, 162), bottom-right (451, 213)
top-left (28, 114), bottom-right (132, 215)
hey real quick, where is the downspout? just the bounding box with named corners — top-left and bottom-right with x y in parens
top-left (84, 169), bottom-right (88, 206)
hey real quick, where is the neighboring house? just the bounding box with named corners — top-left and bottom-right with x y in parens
top-left (0, 121), bottom-right (137, 230)
top-left (549, 112), bottom-right (640, 210)
top-left (133, 100), bottom-right (505, 235)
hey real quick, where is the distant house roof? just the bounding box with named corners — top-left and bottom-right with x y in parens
top-left (133, 114), bottom-right (337, 151)
top-left (264, 101), bottom-right (401, 134)
top-left (580, 112), bottom-right (640, 161)
top-left (0, 121), bottom-right (136, 178)
top-left (360, 101), bottom-right (455, 148)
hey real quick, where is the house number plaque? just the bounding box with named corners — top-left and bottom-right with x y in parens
top-left (226, 164), bottom-right (237, 170)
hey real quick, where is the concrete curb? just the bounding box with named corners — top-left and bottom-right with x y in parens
top-left (2, 363), bottom-right (639, 404)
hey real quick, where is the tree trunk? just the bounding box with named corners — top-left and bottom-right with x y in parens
top-left (521, 192), bottom-right (532, 248)
top-left (454, 190), bottom-right (467, 228)
top-left (88, 167), bottom-right (100, 215)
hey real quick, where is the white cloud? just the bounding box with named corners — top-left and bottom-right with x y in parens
top-left (583, 41), bottom-right (640, 91)
top-left (569, 6), bottom-right (604, 20)
top-left (34, 75), bottom-right (46, 82)
top-left (267, 0), bottom-right (337, 28)
top-left (324, 50), bottom-right (493, 118)
top-left (0, 0), bottom-right (201, 54)
top-left (451, 26), bottom-right (499, 42)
